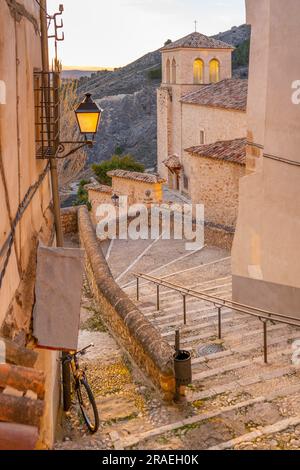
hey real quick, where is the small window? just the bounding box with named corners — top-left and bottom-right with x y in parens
top-left (193, 59), bottom-right (204, 84)
top-left (172, 58), bottom-right (177, 84)
top-left (209, 59), bottom-right (220, 83)
top-left (183, 175), bottom-right (189, 191)
top-left (166, 59), bottom-right (170, 83)
top-left (200, 130), bottom-right (205, 145)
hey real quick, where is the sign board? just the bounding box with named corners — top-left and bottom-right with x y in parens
top-left (33, 245), bottom-right (84, 351)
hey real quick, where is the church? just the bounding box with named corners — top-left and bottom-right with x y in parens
top-left (157, 31), bottom-right (248, 231)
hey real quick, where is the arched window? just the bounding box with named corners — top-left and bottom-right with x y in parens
top-left (209, 59), bottom-right (220, 83)
top-left (166, 59), bottom-right (170, 84)
top-left (171, 59), bottom-right (177, 84)
top-left (193, 59), bottom-right (204, 84)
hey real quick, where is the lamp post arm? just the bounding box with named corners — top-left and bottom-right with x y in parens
top-left (56, 140), bottom-right (94, 159)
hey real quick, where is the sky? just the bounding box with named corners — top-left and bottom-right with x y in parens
top-left (47, 0), bottom-right (246, 68)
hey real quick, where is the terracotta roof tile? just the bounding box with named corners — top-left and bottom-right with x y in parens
top-left (85, 183), bottom-right (113, 194)
top-left (181, 79), bottom-right (248, 111)
top-left (163, 154), bottom-right (182, 170)
top-left (186, 138), bottom-right (247, 165)
top-left (161, 32), bottom-right (233, 51)
top-left (107, 170), bottom-right (166, 184)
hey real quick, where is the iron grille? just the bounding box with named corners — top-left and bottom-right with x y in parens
top-left (34, 71), bottom-right (60, 159)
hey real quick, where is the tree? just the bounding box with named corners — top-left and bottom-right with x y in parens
top-left (92, 154), bottom-right (145, 186)
top-left (73, 179), bottom-right (91, 210)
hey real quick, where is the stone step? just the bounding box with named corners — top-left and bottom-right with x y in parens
top-left (144, 303), bottom-right (232, 325)
top-left (167, 321), bottom-right (287, 349)
top-left (209, 410), bottom-right (300, 451)
top-left (133, 278), bottom-right (232, 300)
top-left (188, 364), bottom-right (296, 403)
top-left (115, 383), bottom-right (300, 450)
top-left (191, 330), bottom-right (300, 367)
top-left (138, 289), bottom-right (232, 313)
top-left (152, 307), bottom-right (235, 330)
top-left (191, 348), bottom-right (292, 383)
top-left (161, 312), bottom-right (254, 339)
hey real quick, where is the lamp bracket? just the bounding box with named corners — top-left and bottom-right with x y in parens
top-left (55, 140), bottom-right (94, 159)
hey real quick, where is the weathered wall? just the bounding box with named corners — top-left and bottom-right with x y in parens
top-left (0, 0), bottom-right (59, 448)
top-left (78, 206), bottom-right (175, 398)
top-left (232, 0), bottom-right (300, 317)
top-left (111, 177), bottom-right (164, 206)
top-left (87, 187), bottom-right (113, 224)
top-left (184, 153), bottom-right (245, 229)
top-left (61, 206), bottom-right (79, 234)
top-left (182, 105), bottom-right (246, 152)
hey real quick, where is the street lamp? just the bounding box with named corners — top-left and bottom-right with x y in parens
top-left (75, 93), bottom-right (102, 136)
top-left (57, 93), bottom-right (103, 159)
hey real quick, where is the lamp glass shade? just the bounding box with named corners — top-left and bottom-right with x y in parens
top-left (75, 93), bottom-right (102, 135)
top-left (76, 112), bottom-right (100, 134)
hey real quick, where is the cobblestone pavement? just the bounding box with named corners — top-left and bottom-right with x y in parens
top-left (54, 280), bottom-right (191, 450)
top-left (56, 235), bottom-right (300, 451)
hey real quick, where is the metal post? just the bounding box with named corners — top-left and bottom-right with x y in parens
top-left (183, 295), bottom-right (187, 325)
top-left (175, 330), bottom-right (180, 402)
top-left (136, 277), bottom-right (139, 301)
top-left (156, 284), bottom-right (160, 311)
top-left (218, 307), bottom-right (222, 340)
top-left (263, 321), bottom-right (268, 364)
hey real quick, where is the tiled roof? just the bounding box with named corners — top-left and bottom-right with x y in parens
top-left (161, 32), bottom-right (233, 51)
top-left (107, 170), bottom-right (166, 184)
top-left (85, 183), bottom-right (113, 194)
top-left (185, 138), bottom-right (247, 165)
top-left (163, 154), bottom-right (182, 170)
top-left (181, 79), bottom-right (248, 111)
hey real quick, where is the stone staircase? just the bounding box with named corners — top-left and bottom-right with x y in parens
top-left (104, 238), bottom-right (300, 450)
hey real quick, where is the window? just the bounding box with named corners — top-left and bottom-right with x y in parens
top-left (183, 174), bottom-right (189, 191)
top-left (166, 59), bottom-right (170, 83)
top-left (172, 58), bottom-right (177, 84)
top-left (193, 59), bottom-right (204, 84)
top-left (200, 130), bottom-right (205, 145)
top-left (209, 59), bottom-right (220, 83)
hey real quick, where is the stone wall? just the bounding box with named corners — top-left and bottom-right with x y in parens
top-left (0, 0), bottom-right (60, 449)
top-left (61, 207), bottom-right (79, 234)
top-left (111, 176), bottom-right (164, 206)
top-left (78, 206), bottom-right (175, 398)
top-left (185, 152), bottom-right (245, 229)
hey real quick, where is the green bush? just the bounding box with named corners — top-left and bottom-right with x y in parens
top-left (73, 179), bottom-right (91, 210)
top-left (148, 67), bottom-right (162, 80)
top-left (92, 155), bottom-right (145, 186)
top-left (232, 39), bottom-right (250, 68)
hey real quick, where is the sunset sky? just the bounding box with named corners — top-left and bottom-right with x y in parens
top-left (47, 0), bottom-right (246, 68)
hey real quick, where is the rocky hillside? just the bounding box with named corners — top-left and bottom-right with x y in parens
top-left (79, 24), bottom-right (250, 169)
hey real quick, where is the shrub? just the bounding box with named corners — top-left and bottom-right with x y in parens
top-left (92, 154), bottom-right (145, 186)
top-left (148, 67), bottom-right (162, 80)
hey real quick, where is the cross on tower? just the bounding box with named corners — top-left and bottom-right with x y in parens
top-left (194, 20), bottom-right (198, 32)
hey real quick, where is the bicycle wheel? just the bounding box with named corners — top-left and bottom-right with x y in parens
top-left (62, 357), bottom-right (72, 412)
top-left (77, 378), bottom-right (99, 433)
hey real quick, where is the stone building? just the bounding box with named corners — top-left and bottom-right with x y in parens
top-left (185, 138), bottom-right (246, 229)
top-left (0, 0), bottom-right (59, 449)
top-left (232, 0), bottom-right (300, 317)
top-left (157, 31), bottom-right (248, 229)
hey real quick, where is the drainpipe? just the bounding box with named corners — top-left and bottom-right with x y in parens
top-left (40, 0), bottom-right (64, 248)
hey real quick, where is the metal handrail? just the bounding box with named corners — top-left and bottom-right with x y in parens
top-left (133, 272), bottom-right (300, 364)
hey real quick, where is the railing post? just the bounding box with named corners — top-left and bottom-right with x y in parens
top-left (156, 284), bottom-right (160, 311)
top-left (218, 307), bottom-right (222, 340)
top-left (183, 295), bottom-right (187, 325)
top-left (263, 320), bottom-right (268, 364)
top-left (136, 277), bottom-right (139, 302)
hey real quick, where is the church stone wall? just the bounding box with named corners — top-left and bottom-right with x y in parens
top-left (185, 153), bottom-right (245, 229)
